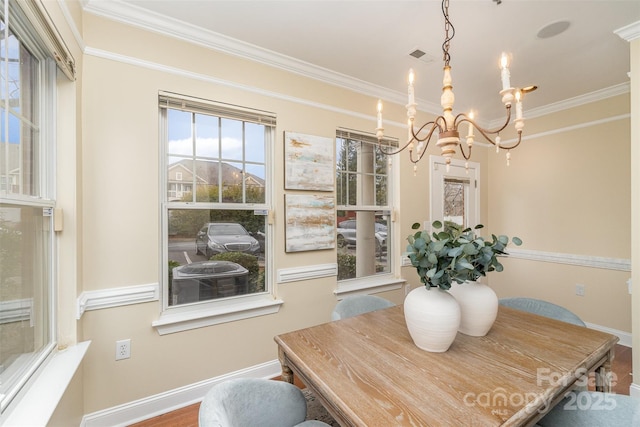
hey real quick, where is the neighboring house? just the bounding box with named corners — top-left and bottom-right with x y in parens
top-left (167, 159), bottom-right (265, 201)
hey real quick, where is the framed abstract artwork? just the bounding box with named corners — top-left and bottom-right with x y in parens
top-left (285, 194), bottom-right (336, 252)
top-left (284, 131), bottom-right (334, 191)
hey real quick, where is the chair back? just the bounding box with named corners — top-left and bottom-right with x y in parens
top-left (331, 295), bottom-right (395, 321)
top-left (499, 297), bottom-right (586, 327)
top-left (199, 378), bottom-right (307, 427)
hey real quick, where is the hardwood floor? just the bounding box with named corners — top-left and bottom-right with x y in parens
top-left (129, 345), bottom-right (632, 427)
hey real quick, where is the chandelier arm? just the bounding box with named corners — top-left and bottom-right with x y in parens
top-left (413, 134), bottom-right (442, 163)
top-left (458, 140), bottom-right (472, 160)
top-left (412, 119), bottom-right (441, 142)
top-left (377, 139), bottom-right (414, 156)
top-left (407, 121), bottom-right (440, 164)
top-left (497, 131), bottom-right (523, 150)
top-left (409, 121), bottom-right (442, 164)
top-left (493, 103), bottom-right (514, 133)
top-left (454, 104), bottom-right (513, 136)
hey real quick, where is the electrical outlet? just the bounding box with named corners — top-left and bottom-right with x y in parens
top-left (575, 284), bottom-right (585, 297)
top-left (116, 339), bottom-right (131, 360)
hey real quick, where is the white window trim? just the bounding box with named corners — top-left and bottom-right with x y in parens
top-left (152, 295), bottom-right (283, 335)
top-left (0, 342), bottom-right (90, 426)
top-left (158, 93), bottom-right (277, 333)
top-left (334, 274), bottom-right (405, 299)
top-left (0, 1), bottom-right (59, 415)
top-left (335, 129), bottom-right (400, 294)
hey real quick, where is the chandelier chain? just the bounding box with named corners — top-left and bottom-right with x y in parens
top-left (442, 0), bottom-right (454, 67)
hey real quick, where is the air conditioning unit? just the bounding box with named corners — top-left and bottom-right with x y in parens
top-left (171, 261), bottom-right (249, 305)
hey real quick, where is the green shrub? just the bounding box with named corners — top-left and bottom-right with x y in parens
top-left (210, 252), bottom-right (263, 293)
top-left (337, 252), bottom-right (357, 280)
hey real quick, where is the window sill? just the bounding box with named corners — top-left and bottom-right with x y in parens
top-left (1, 341), bottom-right (90, 426)
top-left (335, 274), bottom-right (406, 299)
top-left (152, 295), bottom-right (284, 335)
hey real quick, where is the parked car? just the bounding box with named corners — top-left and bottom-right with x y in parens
top-left (336, 219), bottom-right (387, 252)
top-left (195, 222), bottom-right (261, 258)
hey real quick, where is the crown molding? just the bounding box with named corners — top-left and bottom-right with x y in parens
top-left (82, 0), bottom-right (629, 124)
top-left (82, 0), bottom-right (407, 106)
top-left (487, 83), bottom-right (630, 129)
top-left (615, 20), bottom-right (640, 42)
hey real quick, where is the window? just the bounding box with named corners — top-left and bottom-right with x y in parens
top-left (430, 156), bottom-right (479, 228)
top-left (160, 92), bottom-right (274, 311)
top-left (336, 129), bottom-right (395, 282)
top-left (0, 1), bottom-right (57, 414)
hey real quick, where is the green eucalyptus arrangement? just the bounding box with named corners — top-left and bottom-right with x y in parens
top-left (406, 220), bottom-right (522, 290)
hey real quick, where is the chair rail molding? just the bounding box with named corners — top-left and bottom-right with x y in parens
top-left (77, 283), bottom-right (159, 319)
top-left (277, 263), bottom-right (337, 283)
top-left (507, 248), bottom-right (631, 272)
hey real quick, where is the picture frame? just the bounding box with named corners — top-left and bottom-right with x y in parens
top-left (284, 131), bottom-right (334, 191)
top-left (285, 194), bottom-right (336, 252)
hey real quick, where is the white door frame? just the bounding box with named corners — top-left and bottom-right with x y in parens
top-left (429, 156), bottom-right (480, 228)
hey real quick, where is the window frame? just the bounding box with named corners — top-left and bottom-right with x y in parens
top-left (0, 0), bottom-right (58, 415)
top-left (335, 128), bottom-right (403, 296)
top-left (155, 92), bottom-right (281, 335)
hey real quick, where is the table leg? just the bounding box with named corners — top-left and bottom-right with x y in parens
top-left (595, 349), bottom-right (615, 393)
top-left (278, 347), bottom-right (294, 384)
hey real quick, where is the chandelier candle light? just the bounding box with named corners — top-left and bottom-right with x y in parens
top-left (376, 0), bottom-right (535, 173)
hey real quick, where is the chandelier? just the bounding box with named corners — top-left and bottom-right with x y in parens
top-left (375, 0), bottom-right (536, 172)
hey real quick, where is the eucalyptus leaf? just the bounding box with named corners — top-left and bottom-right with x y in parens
top-left (413, 237), bottom-right (427, 250)
top-left (463, 243), bottom-right (478, 255)
top-left (406, 220), bottom-right (522, 289)
top-left (427, 253), bottom-right (438, 264)
top-left (448, 246), bottom-right (463, 257)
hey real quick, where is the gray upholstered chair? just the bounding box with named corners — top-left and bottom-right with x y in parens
top-left (498, 297), bottom-right (586, 327)
top-left (198, 378), bottom-right (331, 427)
top-left (538, 391), bottom-right (640, 426)
top-left (331, 294), bottom-right (395, 321)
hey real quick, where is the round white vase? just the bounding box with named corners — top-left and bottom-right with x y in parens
top-left (403, 286), bottom-right (461, 352)
top-left (447, 281), bottom-right (499, 337)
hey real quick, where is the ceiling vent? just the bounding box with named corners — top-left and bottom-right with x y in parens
top-left (409, 49), bottom-right (436, 64)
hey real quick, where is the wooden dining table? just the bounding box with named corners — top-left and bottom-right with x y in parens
top-left (274, 305), bottom-right (618, 426)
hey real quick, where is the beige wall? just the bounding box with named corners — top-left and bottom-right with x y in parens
top-left (42, 2), bottom-right (635, 421)
top-left (78, 13), bottom-right (418, 413)
top-left (487, 94), bottom-right (632, 331)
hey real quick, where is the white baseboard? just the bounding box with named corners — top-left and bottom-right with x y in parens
top-left (80, 359), bottom-right (282, 427)
top-left (585, 322), bottom-right (632, 348)
top-left (630, 383), bottom-right (640, 398)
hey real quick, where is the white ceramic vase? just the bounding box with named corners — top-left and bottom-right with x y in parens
top-left (403, 286), bottom-right (461, 352)
top-left (447, 281), bottom-right (499, 337)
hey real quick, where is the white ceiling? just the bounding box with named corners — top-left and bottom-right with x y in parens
top-left (84, 0), bottom-right (640, 122)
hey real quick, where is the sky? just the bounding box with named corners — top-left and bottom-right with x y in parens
top-left (167, 109), bottom-right (266, 179)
